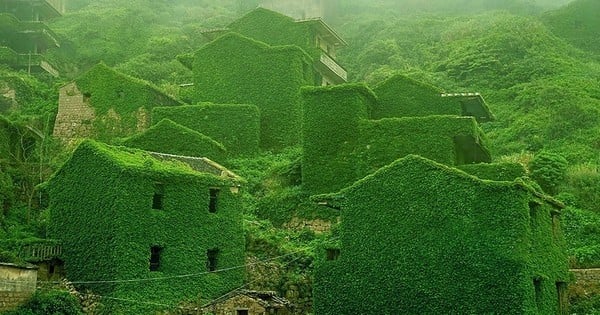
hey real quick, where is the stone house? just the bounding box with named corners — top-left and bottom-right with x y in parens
top-left (202, 290), bottom-right (292, 315)
top-left (313, 155), bottom-right (569, 314)
top-left (46, 140), bottom-right (245, 313)
top-left (0, 262), bottom-right (37, 312)
top-left (52, 63), bottom-right (182, 142)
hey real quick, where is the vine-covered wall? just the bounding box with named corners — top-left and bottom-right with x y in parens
top-left (371, 74), bottom-right (461, 119)
top-left (301, 83), bottom-right (376, 194)
top-left (48, 140), bottom-right (245, 313)
top-left (120, 118), bottom-right (227, 162)
top-left (152, 103), bottom-right (260, 157)
top-left (301, 83), bottom-right (490, 194)
top-left (457, 162), bottom-right (526, 181)
top-left (189, 32), bottom-right (313, 151)
top-left (314, 155), bottom-right (569, 314)
top-left (68, 63), bottom-right (181, 141)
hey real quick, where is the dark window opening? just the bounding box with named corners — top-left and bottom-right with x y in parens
top-left (48, 263), bottom-right (55, 274)
top-left (150, 246), bottom-right (162, 271)
top-left (556, 281), bottom-right (568, 315)
top-left (207, 248), bottom-right (219, 272)
top-left (209, 188), bottom-right (219, 213)
top-left (533, 278), bottom-right (542, 309)
top-left (83, 92), bottom-right (91, 102)
top-left (326, 248), bottom-right (340, 261)
top-left (529, 201), bottom-right (540, 226)
top-left (236, 310), bottom-right (249, 315)
top-left (153, 183), bottom-right (164, 210)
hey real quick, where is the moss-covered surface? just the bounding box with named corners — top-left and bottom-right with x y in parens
top-left (120, 118), bottom-right (227, 162)
top-left (73, 63), bottom-right (181, 140)
top-left (48, 140), bottom-right (245, 313)
top-left (458, 162), bottom-right (527, 181)
top-left (313, 155), bottom-right (569, 314)
top-left (152, 103), bottom-right (260, 157)
top-left (188, 32), bottom-right (313, 151)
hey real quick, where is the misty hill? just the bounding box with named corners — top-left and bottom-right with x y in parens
top-left (542, 0), bottom-right (600, 57)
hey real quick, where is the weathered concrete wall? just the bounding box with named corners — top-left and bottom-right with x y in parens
top-left (285, 217), bottom-right (336, 234)
top-left (52, 82), bottom-right (95, 139)
top-left (569, 268), bottom-right (600, 302)
top-left (0, 263), bottom-right (37, 312)
top-left (202, 294), bottom-right (266, 315)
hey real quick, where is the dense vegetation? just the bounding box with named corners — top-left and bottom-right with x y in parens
top-left (1, 0), bottom-right (599, 313)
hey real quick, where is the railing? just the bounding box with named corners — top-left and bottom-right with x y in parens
top-left (319, 52), bottom-right (347, 82)
top-left (18, 243), bottom-right (62, 261)
top-left (44, 0), bottom-right (65, 14)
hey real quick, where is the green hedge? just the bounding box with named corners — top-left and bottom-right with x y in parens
top-left (48, 140), bottom-right (245, 313)
top-left (301, 83), bottom-right (377, 194)
top-left (152, 103), bottom-right (260, 157)
top-left (188, 32), bottom-right (313, 151)
top-left (120, 118), bottom-right (227, 162)
top-left (457, 162), bottom-right (526, 181)
top-left (314, 155), bottom-right (568, 314)
top-left (73, 63), bottom-right (181, 141)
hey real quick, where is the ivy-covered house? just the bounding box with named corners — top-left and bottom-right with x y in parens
top-left (0, 0), bottom-right (63, 76)
top-left (47, 140), bottom-right (245, 312)
top-left (52, 63), bottom-right (182, 142)
top-left (301, 83), bottom-right (492, 194)
top-left (313, 155), bottom-right (569, 315)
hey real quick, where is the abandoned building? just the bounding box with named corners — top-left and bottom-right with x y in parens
top-left (46, 140), bottom-right (245, 312)
top-left (178, 7), bottom-right (346, 151)
top-left (0, 262), bottom-right (38, 312)
top-left (202, 290), bottom-right (293, 315)
top-left (313, 155), bottom-right (569, 314)
top-left (0, 0), bottom-right (63, 76)
top-left (52, 63), bottom-right (182, 141)
top-left (301, 81), bottom-right (493, 194)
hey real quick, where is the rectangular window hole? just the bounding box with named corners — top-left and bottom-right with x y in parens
top-left (207, 248), bottom-right (219, 272)
top-left (326, 248), bottom-right (340, 261)
top-left (209, 188), bottom-right (220, 213)
top-left (150, 246), bottom-right (162, 271)
top-left (153, 183), bottom-right (164, 210)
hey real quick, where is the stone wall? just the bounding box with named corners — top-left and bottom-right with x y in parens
top-left (0, 263), bottom-right (37, 312)
top-left (284, 217), bottom-right (336, 234)
top-left (569, 268), bottom-right (600, 303)
top-left (202, 294), bottom-right (266, 315)
top-left (52, 82), bottom-right (96, 139)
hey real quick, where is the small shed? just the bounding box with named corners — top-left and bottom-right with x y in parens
top-left (202, 290), bottom-right (293, 315)
top-left (0, 262), bottom-right (38, 312)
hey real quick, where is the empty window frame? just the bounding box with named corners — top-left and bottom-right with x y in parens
top-left (207, 248), bottom-right (219, 272)
top-left (209, 188), bottom-right (220, 213)
top-left (149, 246), bottom-right (162, 271)
top-left (153, 183), bottom-right (164, 210)
top-left (326, 248), bottom-right (340, 261)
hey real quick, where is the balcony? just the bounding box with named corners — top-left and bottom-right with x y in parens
top-left (315, 51), bottom-right (347, 84)
top-left (0, 46), bottom-right (59, 76)
top-left (4, 0), bottom-right (65, 19)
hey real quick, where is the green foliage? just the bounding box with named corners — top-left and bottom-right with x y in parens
top-left (561, 164), bottom-right (600, 213)
top-left (314, 155), bottom-right (568, 314)
top-left (47, 140), bottom-right (245, 313)
top-left (120, 118), bottom-right (227, 162)
top-left (152, 103), bottom-right (260, 157)
top-left (529, 151), bottom-right (568, 195)
top-left (542, 0), bottom-right (600, 56)
top-left (560, 206), bottom-right (600, 268)
top-left (188, 32), bottom-right (313, 151)
top-left (457, 162), bottom-right (526, 181)
top-left (4, 290), bottom-right (83, 315)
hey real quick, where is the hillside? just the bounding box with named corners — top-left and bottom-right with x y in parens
top-left (542, 0), bottom-right (600, 57)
